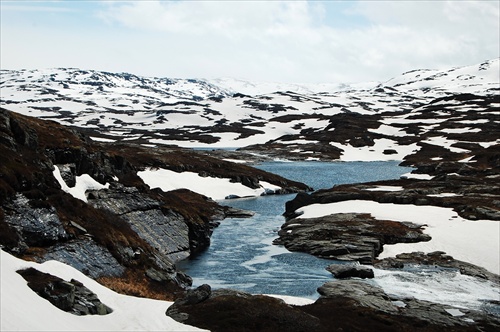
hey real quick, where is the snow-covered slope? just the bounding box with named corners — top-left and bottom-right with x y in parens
top-left (1, 59), bottom-right (499, 161)
top-left (0, 249), bottom-right (207, 331)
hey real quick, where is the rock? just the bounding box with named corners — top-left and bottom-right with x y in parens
top-left (318, 280), bottom-right (397, 313)
top-left (315, 280), bottom-right (500, 329)
top-left (38, 238), bottom-right (126, 279)
top-left (88, 184), bottom-right (191, 263)
top-left (275, 213), bottom-right (430, 264)
top-left (17, 267), bottom-right (112, 316)
top-left (326, 264), bottom-right (374, 279)
top-left (4, 194), bottom-right (69, 247)
top-left (183, 284), bottom-right (212, 305)
top-left (166, 287), bottom-right (322, 332)
top-left (224, 207), bottom-right (255, 218)
top-left (375, 251), bottom-right (500, 283)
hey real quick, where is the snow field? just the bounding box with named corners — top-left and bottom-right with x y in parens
top-left (138, 168), bottom-right (282, 200)
top-left (0, 249), bottom-right (207, 332)
top-left (295, 200), bottom-right (500, 274)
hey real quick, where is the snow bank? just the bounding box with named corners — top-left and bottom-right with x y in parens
top-left (296, 200), bottom-right (500, 274)
top-left (400, 172), bottom-right (433, 180)
top-left (0, 249), bottom-right (206, 331)
top-left (138, 168), bottom-right (281, 200)
top-left (364, 186), bottom-right (404, 192)
top-left (52, 166), bottom-right (109, 203)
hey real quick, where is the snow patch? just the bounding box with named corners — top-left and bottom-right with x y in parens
top-left (137, 168), bottom-right (281, 200)
top-left (53, 166), bottom-right (109, 203)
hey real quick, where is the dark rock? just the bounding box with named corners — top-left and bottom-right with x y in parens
top-left (38, 238), bottom-right (126, 279)
top-left (224, 207), bottom-right (255, 218)
top-left (375, 251), bottom-right (500, 283)
top-left (326, 263), bottom-right (374, 279)
top-left (166, 287), bottom-right (322, 332)
top-left (17, 267), bottom-right (112, 316)
top-left (315, 280), bottom-right (500, 329)
top-left (274, 213), bottom-right (430, 264)
top-left (4, 194), bottom-right (69, 247)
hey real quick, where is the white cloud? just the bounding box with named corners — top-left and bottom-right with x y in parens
top-left (1, 1), bottom-right (498, 83)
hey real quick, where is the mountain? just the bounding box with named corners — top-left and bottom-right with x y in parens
top-left (1, 59), bottom-right (498, 159)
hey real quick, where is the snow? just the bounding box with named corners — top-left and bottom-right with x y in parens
top-left (441, 127), bottom-right (481, 134)
top-left (137, 168), bottom-right (281, 200)
top-left (400, 172), bottom-right (433, 180)
top-left (427, 193), bottom-right (460, 197)
top-left (53, 166), bottom-right (109, 203)
top-left (90, 136), bottom-right (116, 142)
top-left (373, 267), bottom-right (499, 312)
top-left (0, 249), bottom-right (207, 331)
top-left (364, 186), bottom-right (404, 192)
top-left (330, 139), bottom-right (420, 162)
top-left (265, 294), bottom-right (315, 306)
top-left (445, 309), bottom-right (465, 317)
top-left (295, 200), bottom-right (500, 274)
top-left (368, 124), bottom-right (409, 137)
top-left (421, 136), bottom-right (470, 154)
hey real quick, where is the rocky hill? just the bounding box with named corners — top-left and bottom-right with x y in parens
top-left (0, 108), bottom-right (310, 300)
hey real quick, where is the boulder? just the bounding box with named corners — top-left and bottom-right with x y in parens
top-left (17, 267), bottom-right (112, 316)
top-left (326, 264), bottom-right (374, 279)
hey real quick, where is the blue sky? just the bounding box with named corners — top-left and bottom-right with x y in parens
top-left (1, 1), bottom-right (499, 83)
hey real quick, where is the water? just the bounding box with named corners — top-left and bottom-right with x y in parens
top-left (177, 161), bottom-right (412, 299)
top-left (177, 161), bottom-right (412, 298)
top-left (177, 161), bottom-right (500, 312)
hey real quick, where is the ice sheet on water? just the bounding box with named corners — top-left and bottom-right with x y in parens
top-left (373, 266), bottom-right (500, 312)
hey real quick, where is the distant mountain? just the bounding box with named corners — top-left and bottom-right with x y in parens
top-left (1, 59), bottom-right (499, 161)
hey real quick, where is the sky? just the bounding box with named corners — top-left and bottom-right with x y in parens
top-left (1, 0), bottom-right (499, 84)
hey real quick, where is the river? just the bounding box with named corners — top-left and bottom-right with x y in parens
top-left (177, 161), bottom-right (411, 299)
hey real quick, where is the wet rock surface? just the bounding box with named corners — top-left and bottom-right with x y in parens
top-left (36, 238), bottom-right (126, 279)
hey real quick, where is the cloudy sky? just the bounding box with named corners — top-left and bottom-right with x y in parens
top-left (1, 1), bottom-right (499, 84)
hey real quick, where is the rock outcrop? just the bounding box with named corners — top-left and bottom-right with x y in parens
top-left (17, 267), bottom-right (113, 316)
top-left (166, 284), bottom-right (322, 332)
top-left (274, 213), bottom-right (430, 264)
top-left (313, 280), bottom-right (500, 330)
top-left (326, 264), bottom-right (374, 279)
top-left (374, 251), bottom-right (500, 283)
top-left (166, 283), bottom-right (500, 332)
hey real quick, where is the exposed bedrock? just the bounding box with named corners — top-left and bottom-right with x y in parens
top-left (274, 213), bottom-right (430, 264)
top-left (314, 280), bottom-right (500, 330)
top-left (166, 282), bottom-right (500, 332)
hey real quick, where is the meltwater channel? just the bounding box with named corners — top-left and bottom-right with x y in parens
top-left (177, 161), bottom-right (412, 299)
